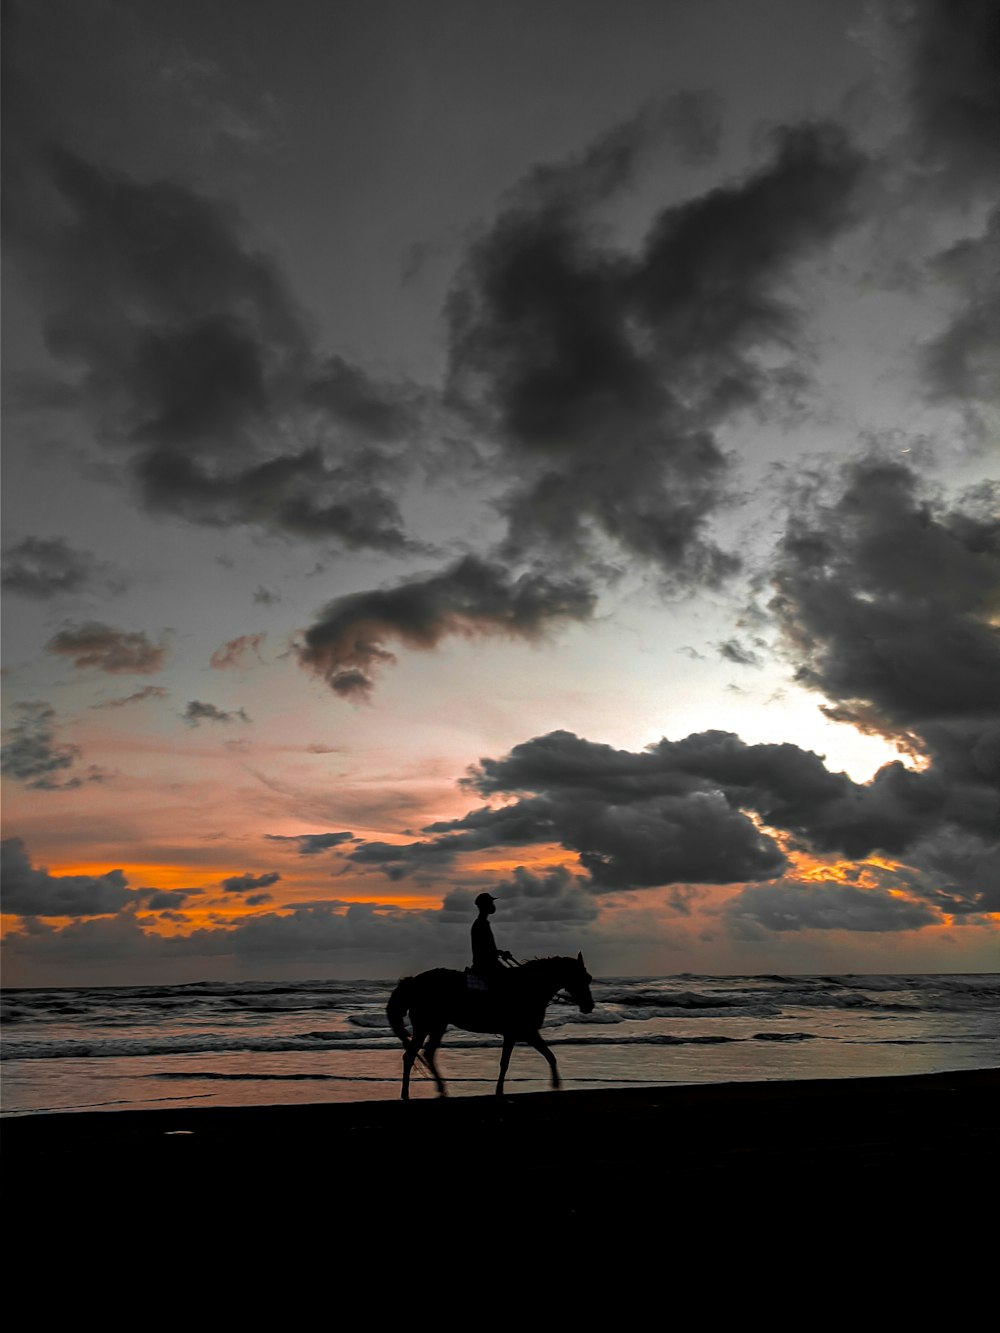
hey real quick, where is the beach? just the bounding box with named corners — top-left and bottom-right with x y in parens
top-left (7, 1069), bottom-right (997, 1270)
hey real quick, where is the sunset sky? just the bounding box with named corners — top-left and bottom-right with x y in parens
top-left (3, 0), bottom-right (998, 988)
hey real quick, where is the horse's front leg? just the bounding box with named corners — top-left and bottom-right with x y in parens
top-left (527, 1032), bottom-right (561, 1090)
top-left (496, 1034), bottom-right (515, 1097)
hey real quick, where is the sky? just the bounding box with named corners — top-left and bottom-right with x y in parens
top-left (2, 0), bottom-right (998, 988)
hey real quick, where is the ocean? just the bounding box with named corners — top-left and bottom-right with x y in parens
top-left (2, 972), bottom-right (997, 1117)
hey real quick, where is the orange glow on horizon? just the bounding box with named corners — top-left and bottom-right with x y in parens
top-left (44, 861), bottom-right (216, 890)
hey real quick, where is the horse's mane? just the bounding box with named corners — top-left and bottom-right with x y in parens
top-left (515, 954), bottom-right (585, 978)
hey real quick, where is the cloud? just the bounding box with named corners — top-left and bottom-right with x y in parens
top-left (7, 146), bottom-right (422, 552)
top-left (91, 685), bottom-right (168, 710)
top-left (183, 701), bottom-right (251, 726)
top-left (922, 207), bottom-right (1000, 410)
top-left (347, 799), bottom-right (554, 881)
top-left (766, 454), bottom-right (999, 908)
top-left (0, 701), bottom-right (104, 790)
top-left (727, 877), bottom-right (939, 936)
top-left (220, 870), bottom-right (281, 893)
top-left (1, 536), bottom-right (125, 599)
top-left (139, 889), bottom-right (195, 912)
top-left (14, 899), bottom-right (455, 972)
top-left (45, 621), bottom-right (167, 674)
top-left (444, 864), bottom-right (600, 926)
top-left (447, 117), bottom-right (865, 582)
top-left (264, 831), bottom-right (356, 855)
top-left (296, 554), bottom-right (596, 699)
top-left (770, 458), bottom-right (1000, 734)
top-left (908, 828), bottom-right (1000, 914)
top-left (0, 888), bottom-right (596, 979)
top-left (352, 730), bottom-right (791, 889)
top-left (485, 723), bottom-right (996, 867)
top-left (718, 639), bottom-right (763, 667)
top-left (874, 2), bottom-right (1000, 423)
top-left (895, 0), bottom-right (1000, 195)
top-left (210, 633), bottom-right (266, 669)
top-left (347, 710), bottom-right (997, 914)
top-left (1, 837), bottom-right (130, 916)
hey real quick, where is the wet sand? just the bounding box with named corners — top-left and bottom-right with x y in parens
top-left (6, 1069), bottom-right (997, 1283)
top-left (7, 1069), bottom-right (997, 1205)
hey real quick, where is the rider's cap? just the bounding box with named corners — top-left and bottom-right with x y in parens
top-left (474, 892), bottom-right (497, 908)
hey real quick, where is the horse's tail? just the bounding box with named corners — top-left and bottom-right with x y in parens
top-left (387, 976), bottom-right (415, 1049)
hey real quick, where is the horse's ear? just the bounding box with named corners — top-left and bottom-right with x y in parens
top-left (577, 952), bottom-right (584, 964)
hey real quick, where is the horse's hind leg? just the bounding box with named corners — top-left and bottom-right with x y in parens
top-left (527, 1032), bottom-right (561, 1090)
top-left (401, 1024), bottom-right (426, 1101)
top-left (422, 1025), bottom-right (448, 1097)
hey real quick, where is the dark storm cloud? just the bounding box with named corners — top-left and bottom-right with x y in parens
top-left (1, 837), bottom-right (130, 916)
top-left (296, 554), bottom-right (596, 699)
top-left (447, 118), bottom-right (865, 581)
top-left (91, 685), bottom-right (168, 710)
top-left (770, 458), bottom-right (1000, 733)
top-left (467, 727), bottom-right (902, 863)
top-left (897, 0), bottom-right (1000, 192)
top-left (886, 2), bottom-right (1000, 418)
top-left (1, 536), bottom-right (125, 599)
top-left (210, 633), bottom-right (266, 669)
top-left (304, 355), bottom-right (421, 442)
top-left (183, 701), bottom-right (251, 726)
top-left (727, 877), bottom-right (939, 936)
top-left (922, 207), bottom-right (1000, 409)
top-left (766, 455), bottom-right (999, 907)
top-left (264, 831), bottom-right (356, 855)
top-left (370, 712), bottom-right (995, 910)
top-left (220, 871), bottom-right (281, 894)
top-left (348, 798), bottom-right (554, 880)
top-left (0, 701), bottom-right (104, 791)
top-left (6, 146), bottom-right (421, 552)
top-left (45, 621), bottom-right (167, 674)
top-left (139, 889), bottom-right (194, 912)
top-left (909, 831), bottom-right (1000, 915)
top-left (349, 731), bottom-right (791, 890)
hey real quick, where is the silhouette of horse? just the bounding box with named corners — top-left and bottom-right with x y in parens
top-left (387, 954), bottom-right (595, 1100)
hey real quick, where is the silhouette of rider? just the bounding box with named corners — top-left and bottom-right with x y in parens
top-left (471, 892), bottom-right (513, 988)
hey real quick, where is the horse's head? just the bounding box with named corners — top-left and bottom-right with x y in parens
top-left (563, 952), bottom-right (595, 1014)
